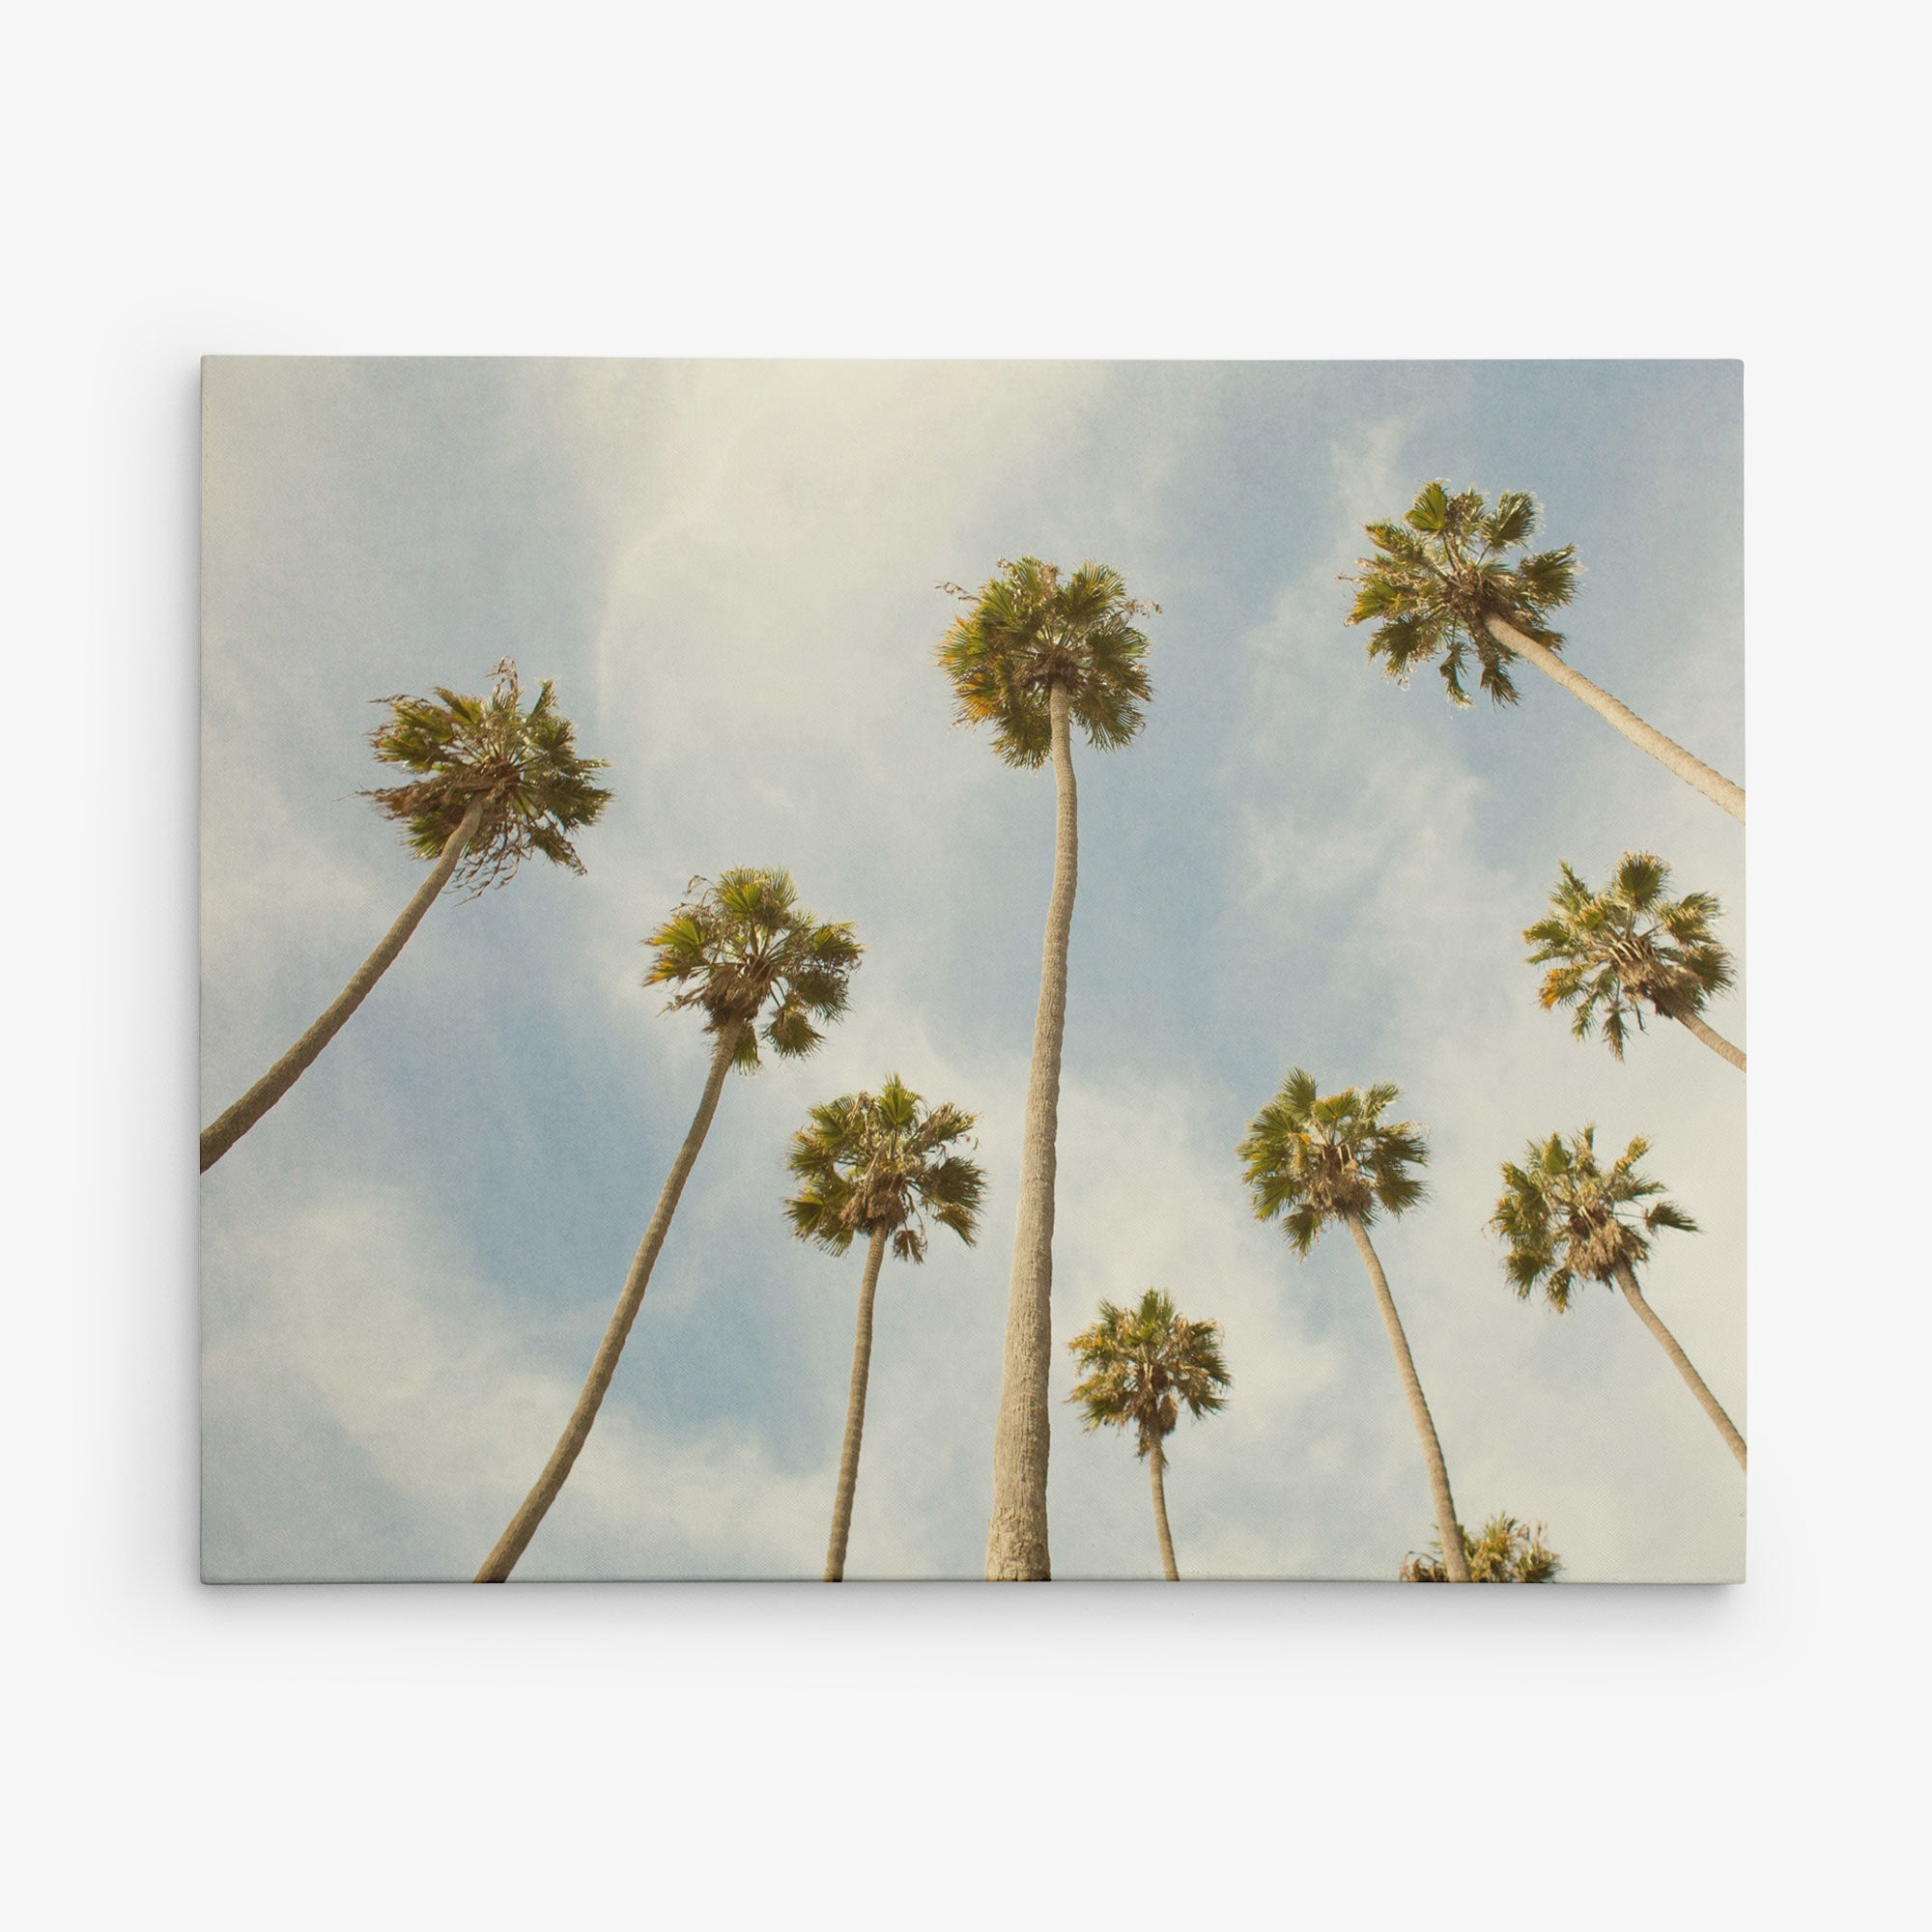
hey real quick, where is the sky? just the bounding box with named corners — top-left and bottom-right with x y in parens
top-left (199, 358), bottom-right (1746, 1582)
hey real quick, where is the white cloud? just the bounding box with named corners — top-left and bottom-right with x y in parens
top-left (203, 1180), bottom-right (836, 1580)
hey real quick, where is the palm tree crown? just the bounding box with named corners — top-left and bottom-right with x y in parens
top-left (1524, 852), bottom-right (1736, 1058)
top-left (1346, 481), bottom-right (1577, 707)
top-left (1237, 1069), bottom-right (1429, 1252)
top-left (1401, 1514), bottom-right (1562, 1583)
top-left (1066, 1289), bottom-right (1231, 1459)
top-left (935, 555), bottom-right (1155, 766)
top-left (645, 867), bottom-right (862, 1068)
top-left (785, 1074), bottom-right (985, 1264)
top-left (361, 658), bottom-right (611, 892)
top-left (1491, 1127), bottom-right (1697, 1311)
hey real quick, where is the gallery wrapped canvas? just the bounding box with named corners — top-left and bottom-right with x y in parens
top-left (199, 359), bottom-right (1745, 1582)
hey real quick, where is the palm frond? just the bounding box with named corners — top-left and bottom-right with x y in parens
top-left (782, 1071), bottom-right (984, 1263)
top-left (643, 868), bottom-right (861, 1067)
top-left (1489, 1126), bottom-right (1696, 1306)
top-left (936, 555), bottom-right (1155, 768)
top-left (1345, 483), bottom-right (1575, 710)
top-left (1239, 1067), bottom-right (1428, 1254)
top-left (1401, 1512), bottom-right (1561, 1583)
top-left (1066, 1288), bottom-right (1232, 1458)
top-left (360, 659), bottom-right (612, 893)
top-left (1522, 850), bottom-right (1738, 1051)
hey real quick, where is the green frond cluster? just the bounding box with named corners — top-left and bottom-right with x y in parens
top-left (783, 1072), bottom-right (984, 1264)
top-left (1490, 1125), bottom-right (1697, 1311)
top-left (1524, 852), bottom-right (1736, 1058)
top-left (360, 658), bottom-right (612, 892)
top-left (935, 555), bottom-right (1155, 768)
top-left (644, 867), bottom-right (861, 1069)
top-left (1237, 1068), bottom-right (1428, 1255)
top-left (1065, 1289), bottom-right (1231, 1458)
top-left (1399, 1513), bottom-right (1562, 1583)
top-left (1345, 482), bottom-right (1577, 708)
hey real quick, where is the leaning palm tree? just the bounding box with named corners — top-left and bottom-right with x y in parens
top-left (1491, 1127), bottom-right (1746, 1469)
top-left (474, 868), bottom-right (861, 1582)
top-left (1525, 852), bottom-right (1745, 1071)
top-left (1346, 483), bottom-right (1745, 822)
top-left (1239, 1070), bottom-right (1472, 1582)
top-left (1066, 1290), bottom-right (1230, 1581)
top-left (201, 660), bottom-right (611, 1171)
top-left (937, 556), bottom-right (1155, 1582)
top-left (785, 1074), bottom-right (985, 1582)
top-left (1400, 1513), bottom-right (1562, 1583)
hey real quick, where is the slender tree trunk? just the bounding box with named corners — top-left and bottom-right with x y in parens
top-left (1483, 614), bottom-right (1746, 824)
top-left (1612, 1261), bottom-right (1747, 1469)
top-left (200, 797), bottom-right (487, 1172)
top-left (1676, 1009), bottom-right (1747, 1072)
top-left (1345, 1213), bottom-right (1472, 1582)
top-left (985, 679), bottom-right (1078, 1581)
top-left (475, 1024), bottom-right (743, 1581)
top-left (1148, 1437), bottom-right (1180, 1582)
top-left (824, 1227), bottom-right (890, 1583)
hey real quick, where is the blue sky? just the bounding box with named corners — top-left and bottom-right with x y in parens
top-left (200, 358), bottom-right (1745, 1580)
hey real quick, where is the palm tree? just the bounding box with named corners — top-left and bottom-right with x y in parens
top-left (785, 1074), bottom-right (985, 1581)
top-left (1525, 852), bottom-right (1745, 1071)
top-left (1346, 483), bottom-right (1745, 822)
top-left (1400, 1513), bottom-right (1561, 1583)
top-left (1065, 1289), bottom-right (1231, 1581)
top-left (937, 556), bottom-right (1155, 1582)
top-left (200, 660), bottom-right (611, 1172)
top-left (1239, 1070), bottom-right (1473, 1582)
top-left (474, 868), bottom-right (861, 1582)
top-left (1491, 1127), bottom-right (1746, 1469)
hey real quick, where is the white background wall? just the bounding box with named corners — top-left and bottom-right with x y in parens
top-left (4, 4), bottom-right (1921, 1925)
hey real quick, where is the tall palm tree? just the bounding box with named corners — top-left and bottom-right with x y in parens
top-left (1525, 852), bottom-right (1745, 1071)
top-left (201, 660), bottom-right (611, 1171)
top-left (1346, 483), bottom-right (1745, 822)
top-left (1491, 1127), bottom-right (1746, 1469)
top-left (1065, 1289), bottom-right (1231, 1581)
top-left (937, 555), bottom-right (1155, 1582)
top-left (784, 1074), bottom-right (985, 1582)
top-left (1400, 1513), bottom-right (1561, 1583)
top-left (474, 868), bottom-right (861, 1582)
top-left (1239, 1070), bottom-right (1473, 1582)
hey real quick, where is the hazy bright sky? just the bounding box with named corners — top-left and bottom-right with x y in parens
top-left (200, 358), bottom-right (1745, 1581)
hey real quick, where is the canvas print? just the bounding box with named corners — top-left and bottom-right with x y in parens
top-left (200, 359), bottom-right (1745, 1582)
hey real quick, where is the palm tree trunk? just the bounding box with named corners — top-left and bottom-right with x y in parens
top-left (200, 797), bottom-right (487, 1172)
top-left (1344, 1212), bottom-right (1472, 1582)
top-left (1148, 1437), bottom-right (1180, 1582)
top-left (1611, 1261), bottom-right (1747, 1469)
top-left (1675, 1009), bottom-right (1747, 1072)
top-left (1483, 614), bottom-right (1746, 824)
top-left (985, 679), bottom-right (1078, 1581)
top-left (474, 1023), bottom-right (743, 1581)
top-left (824, 1226), bottom-right (890, 1582)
